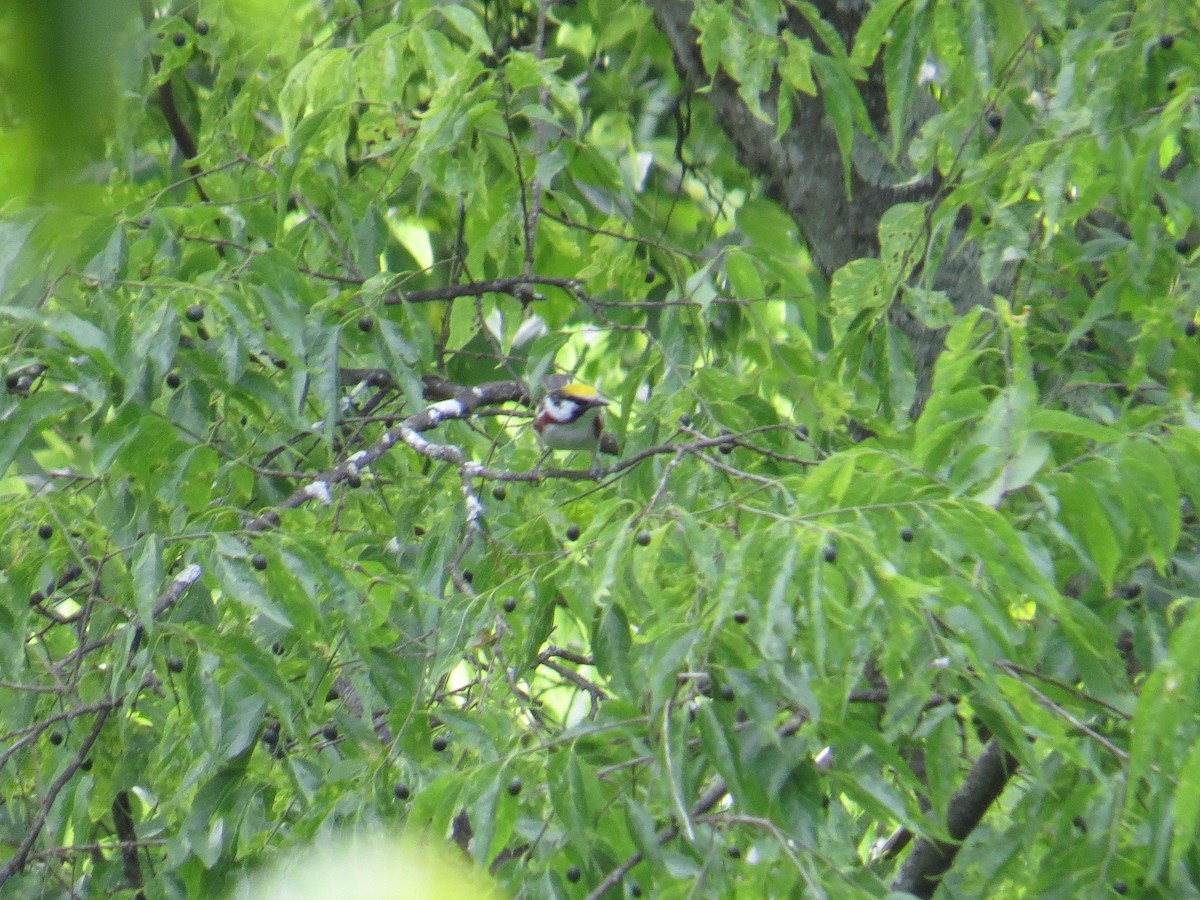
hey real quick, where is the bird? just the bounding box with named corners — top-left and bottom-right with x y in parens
top-left (532, 381), bottom-right (613, 474)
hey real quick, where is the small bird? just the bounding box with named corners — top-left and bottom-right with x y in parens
top-left (533, 381), bottom-right (612, 473)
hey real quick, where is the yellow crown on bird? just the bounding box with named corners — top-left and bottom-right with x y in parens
top-left (534, 382), bottom-right (608, 452)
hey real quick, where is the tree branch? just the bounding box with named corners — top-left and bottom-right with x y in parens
top-left (645, 0), bottom-right (990, 402)
top-left (0, 703), bottom-right (117, 887)
top-left (890, 738), bottom-right (1018, 899)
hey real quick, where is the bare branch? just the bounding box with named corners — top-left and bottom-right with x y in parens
top-left (890, 739), bottom-right (1018, 899)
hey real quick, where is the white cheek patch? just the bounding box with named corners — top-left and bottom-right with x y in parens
top-left (544, 395), bottom-right (577, 422)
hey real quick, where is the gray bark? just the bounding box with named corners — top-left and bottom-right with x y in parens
top-left (647, 0), bottom-right (996, 403)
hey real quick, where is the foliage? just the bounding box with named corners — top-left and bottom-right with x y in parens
top-left (2, 1), bottom-right (1200, 898)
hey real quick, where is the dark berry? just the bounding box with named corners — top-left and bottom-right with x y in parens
top-left (566, 866), bottom-right (581, 883)
top-left (413, 525), bottom-right (425, 536)
top-left (252, 553), bottom-right (268, 571)
top-left (29, 590), bottom-right (44, 605)
top-left (566, 524), bottom-right (581, 541)
top-left (795, 423), bottom-right (808, 439)
top-left (727, 845), bottom-right (741, 859)
top-left (462, 569), bottom-right (473, 584)
top-left (263, 723), bottom-right (280, 745)
top-left (322, 723), bottom-right (338, 741)
top-left (645, 269), bottom-right (656, 283)
top-left (272, 641), bottom-right (286, 655)
top-left (719, 441), bottom-right (734, 455)
top-left (732, 611), bottom-right (748, 625)
top-left (986, 110), bottom-right (1002, 129)
top-left (432, 735), bottom-right (448, 752)
top-left (503, 597), bottom-right (516, 613)
top-left (1176, 238), bottom-right (1192, 255)
top-left (979, 212), bottom-right (992, 225)
top-left (172, 31), bottom-right (186, 47)
top-left (49, 730), bottom-right (64, 746)
top-left (492, 485), bottom-right (506, 500)
top-left (357, 316), bottom-right (373, 333)
top-left (697, 675), bottom-right (713, 698)
top-left (1159, 34), bottom-right (1175, 50)
top-left (630, 883), bottom-right (642, 897)
top-left (900, 526), bottom-right (915, 543)
top-left (1121, 583), bottom-right (1142, 599)
top-left (719, 684), bottom-right (735, 702)
top-left (167, 655), bottom-right (184, 673)
top-left (1113, 880), bottom-right (1127, 894)
top-left (635, 530), bottom-right (651, 547)
top-left (679, 412), bottom-right (692, 427)
top-left (347, 473), bottom-right (362, 488)
top-left (38, 523), bottom-right (53, 540)
top-left (1186, 320), bottom-right (1197, 337)
top-left (195, 20), bottom-right (210, 36)
top-left (394, 782), bottom-right (411, 800)
top-left (185, 304), bottom-right (204, 322)
top-left (506, 777), bottom-right (522, 796)
top-left (822, 544), bottom-right (837, 563)
top-left (80, 758), bottom-right (93, 772)
top-left (165, 372), bottom-right (182, 389)
top-left (1167, 79), bottom-right (1178, 92)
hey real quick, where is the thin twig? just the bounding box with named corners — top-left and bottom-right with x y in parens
top-left (0, 703), bottom-right (118, 886)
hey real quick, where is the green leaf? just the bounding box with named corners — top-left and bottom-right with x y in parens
top-left (901, 285), bottom-right (954, 329)
top-left (780, 33), bottom-right (817, 96)
top-left (1028, 409), bottom-right (1120, 443)
top-left (593, 603), bottom-right (634, 699)
top-left (851, 0), bottom-right (911, 67)
top-left (211, 544), bottom-right (293, 629)
top-left (883, 4), bottom-right (928, 158)
top-left (132, 532), bottom-right (163, 627)
top-left (1053, 472), bottom-right (1120, 590)
top-left (623, 798), bottom-right (664, 869)
top-left (1120, 441), bottom-right (1180, 571)
top-left (811, 54), bottom-right (860, 191)
top-left (434, 5), bottom-right (494, 54)
top-left (1172, 737), bottom-right (1200, 873)
top-left (0, 305), bottom-right (115, 366)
